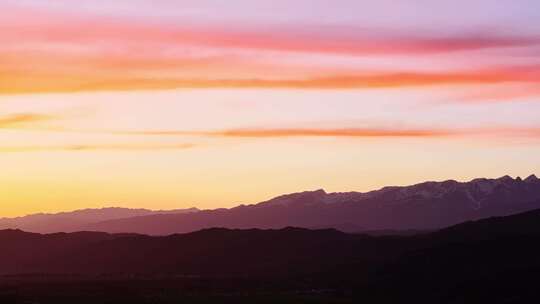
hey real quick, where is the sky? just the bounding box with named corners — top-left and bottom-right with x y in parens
top-left (1, 0), bottom-right (540, 217)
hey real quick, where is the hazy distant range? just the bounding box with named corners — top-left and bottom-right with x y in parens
top-left (1, 174), bottom-right (539, 235)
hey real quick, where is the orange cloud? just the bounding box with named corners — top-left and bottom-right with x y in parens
top-left (131, 128), bottom-right (453, 138)
top-left (0, 143), bottom-right (196, 153)
top-left (114, 126), bottom-right (540, 140)
top-left (0, 113), bottom-right (55, 128)
top-left (3, 65), bottom-right (540, 94)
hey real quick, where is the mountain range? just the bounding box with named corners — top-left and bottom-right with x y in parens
top-left (2, 174), bottom-right (539, 234)
top-left (0, 207), bottom-right (199, 233)
top-left (2, 207), bottom-right (540, 304)
top-left (3, 199), bottom-right (540, 303)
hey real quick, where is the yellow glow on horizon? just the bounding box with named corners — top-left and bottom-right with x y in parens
top-left (1, 136), bottom-right (539, 217)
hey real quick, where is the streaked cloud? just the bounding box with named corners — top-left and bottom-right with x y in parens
top-left (456, 84), bottom-right (540, 103)
top-left (2, 4), bottom-right (540, 95)
top-left (0, 143), bottom-right (196, 153)
top-left (112, 126), bottom-right (540, 139)
top-left (129, 128), bottom-right (454, 138)
top-left (0, 113), bottom-right (55, 128)
top-left (2, 7), bottom-right (539, 56)
top-left (3, 65), bottom-right (540, 94)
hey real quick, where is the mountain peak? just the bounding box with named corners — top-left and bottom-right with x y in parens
top-left (525, 174), bottom-right (539, 182)
top-left (311, 189), bottom-right (327, 195)
top-left (497, 175), bottom-right (514, 181)
top-left (271, 189), bottom-right (327, 199)
top-left (260, 189), bottom-right (328, 207)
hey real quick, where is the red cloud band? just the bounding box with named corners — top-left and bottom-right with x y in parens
top-left (2, 6), bottom-right (540, 95)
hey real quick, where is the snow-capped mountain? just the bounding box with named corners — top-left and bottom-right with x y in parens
top-left (81, 175), bottom-right (540, 234)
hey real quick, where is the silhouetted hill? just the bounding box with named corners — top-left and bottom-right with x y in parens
top-left (431, 202), bottom-right (540, 241)
top-left (0, 207), bottom-right (199, 233)
top-left (0, 227), bottom-right (383, 276)
top-left (369, 205), bottom-right (540, 302)
top-left (1, 207), bottom-right (540, 277)
top-left (3, 208), bottom-right (540, 303)
top-left (87, 175), bottom-right (540, 234)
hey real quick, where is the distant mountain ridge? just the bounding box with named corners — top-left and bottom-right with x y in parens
top-left (0, 207), bottom-right (199, 233)
top-left (86, 174), bottom-right (540, 234)
top-left (2, 174), bottom-right (539, 234)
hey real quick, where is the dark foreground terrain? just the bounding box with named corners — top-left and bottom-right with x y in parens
top-left (2, 208), bottom-right (540, 303)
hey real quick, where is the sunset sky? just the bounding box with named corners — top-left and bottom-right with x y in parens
top-left (1, 0), bottom-right (540, 217)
